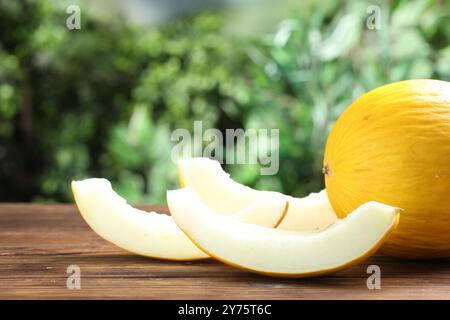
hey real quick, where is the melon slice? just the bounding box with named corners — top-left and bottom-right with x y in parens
top-left (178, 157), bottom-right (266, 214)
top-left (178, 157), bottom-right (337, 230)
top-left (72, 178), bottom-right (287, 261)
top-left (168, 188), bottom-right (400, 277)
top-left (277, 190), bottom-right (337, 231)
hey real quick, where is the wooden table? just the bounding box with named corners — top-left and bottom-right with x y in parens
top-left (0, 204), bottom-right (449, 299)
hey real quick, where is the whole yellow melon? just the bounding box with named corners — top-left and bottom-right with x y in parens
top-left (323, 79), bottom-right (450, 259)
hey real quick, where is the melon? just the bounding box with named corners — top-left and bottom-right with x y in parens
top-left (72, 178), bottom-right (287, 261)
top-left (323, 79), bottom-right (450, 258)
top-left (168, 188), bottom-right (400, 277)
top-left (179, 157), bottom-right (337, 230)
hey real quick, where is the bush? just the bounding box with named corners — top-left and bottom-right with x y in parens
top-left (1, 0), bottom-right (450, 203)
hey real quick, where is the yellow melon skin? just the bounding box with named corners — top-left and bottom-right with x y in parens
top-left (323, 79), bottom-right (450, 259)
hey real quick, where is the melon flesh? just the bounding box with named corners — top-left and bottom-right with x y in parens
top-left (179, 157), bottom-right (337, 230)
top-left (168, 188), bottom-right (400, 277)
top-left (72, 178), bottom-right (287, 261)
top-left (277, 190), bottom-right (337, 231)
top-left (178, 158), bottom-right (263, 214)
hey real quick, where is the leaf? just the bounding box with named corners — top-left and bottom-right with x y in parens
top-left (318, 14), bottom-right (361, 61)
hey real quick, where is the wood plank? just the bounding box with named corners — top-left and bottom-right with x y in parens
top-left (0, 204), bottom-right (449, 299)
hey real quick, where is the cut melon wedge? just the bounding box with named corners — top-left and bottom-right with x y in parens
top-left (168, 188), bottom-right (400, 277)
top-left (178, 157), bottom-right (267, 214)
top-left (277, 190), bottom-right (338, 231)
top-left (178, 157), bottom-right (337, 230)
top-left (72, 178), bottom-right (287, 261)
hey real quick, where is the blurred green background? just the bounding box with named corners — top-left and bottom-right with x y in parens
top-left (1, 0), bottom-right (449, 203)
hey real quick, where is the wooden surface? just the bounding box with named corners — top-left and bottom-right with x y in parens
top-left (0, 204), bottom-right (449, 300)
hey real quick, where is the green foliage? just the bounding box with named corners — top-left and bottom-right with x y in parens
top-left (238, 0), bottom-right (450, 196)
top-left (1, 0), bottom-right (450, 202)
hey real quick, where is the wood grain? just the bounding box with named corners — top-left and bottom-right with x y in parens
top-left (0, 204), bottom-right (449, 299)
